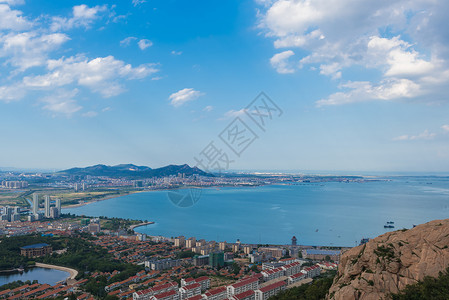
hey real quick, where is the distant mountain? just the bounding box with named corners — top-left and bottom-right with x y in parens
top-left (58, 164), bottom-right (212, 178)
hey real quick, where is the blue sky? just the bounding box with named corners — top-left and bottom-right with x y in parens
top-left (0, 0), bottom-right (448, 172)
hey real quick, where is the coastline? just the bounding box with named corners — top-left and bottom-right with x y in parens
top-left (61, 185), bottom-right (260, 209)
top-left (129, 221), bottom-right (155, 231)
top-left (62, 190), bottom-right (144, 209)
top-left (35, 263), bottom-right (78, 281)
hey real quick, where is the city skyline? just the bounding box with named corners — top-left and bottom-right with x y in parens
top-left (0, 1), bottom-right (448, 172)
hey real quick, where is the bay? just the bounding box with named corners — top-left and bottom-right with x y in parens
top-left (64, 176), bottom-right (449, 247)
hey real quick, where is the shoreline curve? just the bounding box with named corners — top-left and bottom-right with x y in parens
top-left (35, 263), bottom-right (78, 281)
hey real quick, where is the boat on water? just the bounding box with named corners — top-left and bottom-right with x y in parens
top-left (387, 221), bottom-right (394, 224)
top-left (384, 224), bottom-right (395, 228)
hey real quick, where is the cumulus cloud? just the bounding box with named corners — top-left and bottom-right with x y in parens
top-left (23, 55), bottom-right (159, 97)
top-left (0, 3), bottom-right (31, 30)
top-left (169, 88), bottom-right (203, 107)
top-left (257, 0), bottom-right (449, 106)
top-left (0, 3), bottom-right (160, 117)
top-left (138, 39), bottom-right (152, 50)
top-left (0, 31), bottom-right (69, 71)
top-left (51, 4), bottom-right (108, 31)
top-left (316, 79), bottom-right (420, 107)
top-left (442, 125), bottom-right (449, 132)
top-left (393, 130), bottom-right (436, 141)
top-left (270, 50), bottom-right (295, 74)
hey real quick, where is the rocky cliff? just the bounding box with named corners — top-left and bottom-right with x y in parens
top-left (328, 219), bottom-right (449, 300)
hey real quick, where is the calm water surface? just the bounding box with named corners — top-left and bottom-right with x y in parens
top-left (0, 267), bottom-right (69, 286)
top-left (64, 177), bottom-right (449, 247)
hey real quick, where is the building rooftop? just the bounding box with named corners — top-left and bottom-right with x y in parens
top-left (20, 243), bottom-right (50, 249)
top-left (305, 249), bottom-right (340, 255)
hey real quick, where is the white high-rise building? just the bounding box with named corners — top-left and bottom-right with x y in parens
top-left (56, 198), bottom-right (61, 213)
top-left (44, 195), bottom-right (51, 218)
top-left (32, 193), bottom-right (39, 214)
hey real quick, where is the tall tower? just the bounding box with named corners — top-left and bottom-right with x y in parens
top-left (292, 236), bottom-right (297, 246)
top-left (44, 195), bottom-right (51, 218)
top-left (56, 198), bottom-right (61, 214)
top-left (32, 193), bottom-right (39, 214)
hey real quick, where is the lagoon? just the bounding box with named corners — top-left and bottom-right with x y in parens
top-left (64, 176), bottom-right (449, 247)
top-left (0, 267), bottom-right (69, 286)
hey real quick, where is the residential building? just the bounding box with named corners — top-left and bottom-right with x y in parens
top-left (174, 236), bottom-right (185, 247)
top-left (20, 243), bottom-right (52, 258)
top-left (133, 282), bottom-right (178, 300)
top-left (179, 283), bottom-right (201, 299)
top-left (209, 252), bottom-right (224, 268)
top-left (231, 290), bottom-right (255, 300)
top-left (227, 277), bottom-right (259, 298)
top-left (193, 255), bottom-right (209, 266)
top-left (32, 193), bottom-right (39, 214)
top-left (203, 287), bottom-right (227, 300)
top-left (219, 242), bottom-right (227, 251)
top-left (304, 249), bottom-right (340, 261)
top-left (145, 259), bottom-right (181, 271)
top-left (254, 281), bottom-right (286, 300)
top-left (185, 238), bottom-right (196, 249)
top-left (258, 247), bottom-right (285, 259)
top-left (44, 195), bottom-right (51, 218)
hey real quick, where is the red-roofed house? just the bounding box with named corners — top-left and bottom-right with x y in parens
top-left (184, 295), bottom-right (203, 300)
top-left (149, 289), bottom-right (179, 300)
top-left (227, 277), bottom-right (259, 298)
top-left (133, 282), bottom-right (179, 300)
top-left (230, 290), bottom-right (255, 300)
top-left (254, 281), bottom-right (286, 300)
top-left (281, 261), bottom-right (302, 276)
top-left (203, 286), bottom-right (227, 300)
top-left (288, 270), bottom-right (307, 285)
top-left (179, 282), bottom-right (201, 299)
top-left (260, 267), bottom-right (284, 282)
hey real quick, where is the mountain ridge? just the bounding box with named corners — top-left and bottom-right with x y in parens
top-left (58, 163), bottom-right (212, 178)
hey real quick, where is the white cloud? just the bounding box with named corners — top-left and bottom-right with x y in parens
top-left (120, 36), bottom-right (137, 47)
top-left (0, 0), bottom-right (25, 5)
top-left (0, 31), bottom-right (69, 71)
top-left (23, 55), bottom-right (159, 97)
top-left (442, 125), bottom-right (449, 132)
top-left (0, 3), bottom-right (31, 30)
top-left (0, 84), bottom-right (25, 102)
top-left (169, 88), bottom-right (203, 107)
top-left (257, 0), bottom-right (449, 106)
top-left (40, 89), bottom-right (82, 116)
top-left (203, 105), bottom-right (213, 112)
top-left (51, 4), bottom-right (107, 31)
top-left (82, 111), bottom-right (98, 118)
top-left (319, 62), bottom-right (341, 79)
top-left (393, 130), bottom-right (436, 141)
top-left (316, 79), bottom-right (420, 107)
top-left (138, 39), bottom-right (152, 50)
top-left (270, 50), bottom-right (295, 74)
top-left (221, 109), bottom-right (247, 120)
top-left (132, 0), bottom-right (146, 6)
top-left (171, 50), bottom-right (182, 55)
